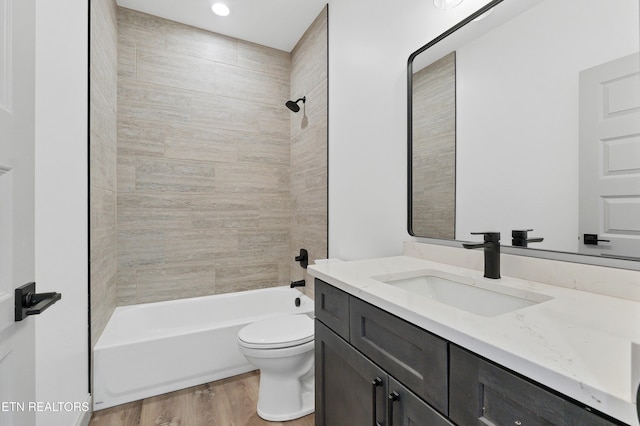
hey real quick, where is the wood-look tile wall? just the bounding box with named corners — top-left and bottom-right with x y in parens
top-left (290, 7), bottom-right (328, 299)
top-left (411, 52), bottom-right (456, 239)
top-left (90, 0), bottom-right (118, 347)
top-left (116, 8), bottom-right (300, 305)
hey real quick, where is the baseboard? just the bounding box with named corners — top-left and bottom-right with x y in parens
top-left (75, 394), bottom-right (92, 426)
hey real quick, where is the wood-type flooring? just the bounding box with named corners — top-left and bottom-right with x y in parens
top-left (89, 371), bottom-right (314, 426)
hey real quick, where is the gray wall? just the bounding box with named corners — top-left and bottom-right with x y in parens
top-left (115, 8), bottom-right (328, 305)
top-left (90, 0), bottom-right (118, 347)
top-left (290, 7), bottom-right (328, 299)
top-left (411, 52), bottom-right (456, 240)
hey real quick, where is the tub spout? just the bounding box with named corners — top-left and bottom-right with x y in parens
top-left (290, 280), bottom-right (306, 288)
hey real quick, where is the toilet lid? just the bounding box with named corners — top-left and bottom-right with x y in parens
top-left (238, 314), bottom-right (314, 349)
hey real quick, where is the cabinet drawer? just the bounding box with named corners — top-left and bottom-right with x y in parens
top-left (315, 279), bottom-right (350, 340)
top-left (388, 377), bottom-right (453, 426)
top-left (449, 345), bottom-right (620, 426)
top-left (350, 297), bottom-right (448, 415)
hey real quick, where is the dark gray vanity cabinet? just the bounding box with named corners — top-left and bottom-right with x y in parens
top-left (449, 345), bottom-right (620, 426)
top-left (315, 320), bottom-right (452, 426)
top-left (315, 279), bottom-right (452, 426)
top-left (350, 297), bottom-right (448, 414)
top-left (315, 320), bottom-right (388, 426)
top-left (387, 377), bottom-right (452, 426)
top-left (315, 278), bottom-right (350, 340)
top-left (315, 279), bottom-right (622, 426)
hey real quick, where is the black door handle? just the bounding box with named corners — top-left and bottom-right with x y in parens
top-left (15, 282), bottom-right (62, 321)
top-left (584, 234), bottom-right (611, 246)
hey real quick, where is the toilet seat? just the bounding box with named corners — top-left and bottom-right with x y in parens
top-left (238, 314), bottom-right (313, 349)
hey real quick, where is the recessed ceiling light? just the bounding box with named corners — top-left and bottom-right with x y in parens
top-left (433, 0), bottom-right (463, 10)
top-left (211, 3), bottom-right (230, 16)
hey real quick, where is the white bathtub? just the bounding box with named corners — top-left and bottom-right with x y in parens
top-left (93, 286), bottom-right (314, 410)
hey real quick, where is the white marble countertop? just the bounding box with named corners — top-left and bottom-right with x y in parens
top-left (308, 255), bottom-right (640, 426)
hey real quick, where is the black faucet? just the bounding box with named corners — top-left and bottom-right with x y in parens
top-left (462, 232), bottom-right (501, 279)
top-left (290, 280), bottom-right (306, 288)
top-left (512, 229), bottom-right (543, 248)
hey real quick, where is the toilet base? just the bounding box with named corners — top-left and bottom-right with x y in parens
top-left (237, 315), bottom-right (315, 422)
top-left (257, 387), bottom-right (314, 421)
top-left (255, 363), bottom-right (315, 422)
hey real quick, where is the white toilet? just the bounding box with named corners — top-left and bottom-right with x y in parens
top-left (237, 314), bottom-right (315, 421)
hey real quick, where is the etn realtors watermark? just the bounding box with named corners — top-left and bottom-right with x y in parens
top-left (1, 401), bottom-right (90, 412)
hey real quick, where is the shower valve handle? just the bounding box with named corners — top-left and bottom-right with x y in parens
top-left (294, 248), bottom-right (308, 269)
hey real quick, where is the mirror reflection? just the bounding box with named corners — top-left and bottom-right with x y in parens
top-left (409, 0), bottom-right (640, 261)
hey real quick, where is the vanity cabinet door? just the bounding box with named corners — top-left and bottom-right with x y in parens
top-left (315, 320), bottom-right (387, 426)
top-left (449, 345), bottom-right (620, 426)
top-left (388, 377), bottom-right (453, 426)
top-left (315, 279), bottom-right (350, 340)
top-left (350, 297), bottom-right (448, 415)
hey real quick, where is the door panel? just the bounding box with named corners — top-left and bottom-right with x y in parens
top-left (315, 320), bottom-right (387, 426)
top-left (0, 168), bottom-right (14, 332)
top-left (0, 0), bottom-right (36, 423)
top-left (388, 377), bottom-right (452, 426)
top-left (579, 52), bottom-right (640, 258)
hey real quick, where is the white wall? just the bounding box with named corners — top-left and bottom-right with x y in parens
top-left (455, 0), bottom-right (639, 252)
top-left (328, 0), bottom-right (492, 260)
top-left (34, 0), bottom-right (90, 424)
top-left (328, 0), bottom-right (639, 260)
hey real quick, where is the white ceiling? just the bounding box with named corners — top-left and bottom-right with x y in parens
top-left (116, 0), bottom-right (328, 52)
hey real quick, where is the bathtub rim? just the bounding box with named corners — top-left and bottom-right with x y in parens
top-left (95, 286), bottom-right (314, 350)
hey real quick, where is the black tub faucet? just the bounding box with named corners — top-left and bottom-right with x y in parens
top-left (290, 280), bottom-right (306, 288)
top-left (462, 232), bottom-right (501, 279)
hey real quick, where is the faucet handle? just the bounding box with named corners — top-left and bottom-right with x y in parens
top-left (511, 229), bottom-right (533, 239)
top-left (512, 229), bottom-right (543, 247)
top-left (470, 232), bottom-right (500, 243)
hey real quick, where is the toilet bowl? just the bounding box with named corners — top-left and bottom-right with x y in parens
top-left (237, 314), bottom-right (315, 421)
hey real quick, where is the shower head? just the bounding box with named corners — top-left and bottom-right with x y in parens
top-left (285, 96), bottom-right (306, 113)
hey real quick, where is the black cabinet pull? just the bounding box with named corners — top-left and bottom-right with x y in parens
top-left (388, 391), bottom-right (400, 426)
top-left (371, 377), bottom-right (383, 426)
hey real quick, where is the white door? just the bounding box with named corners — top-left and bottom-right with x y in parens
top-left (0, 0), bottom-right (36, 424)
top-left (579, 52), bottom-right (640, 259)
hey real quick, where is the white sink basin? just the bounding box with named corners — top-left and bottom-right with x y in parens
top-left (376, 270), bottom-right (552, 317)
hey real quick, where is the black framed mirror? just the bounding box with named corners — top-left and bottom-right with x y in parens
top-left (408, 0), bottom-right (640, 265)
